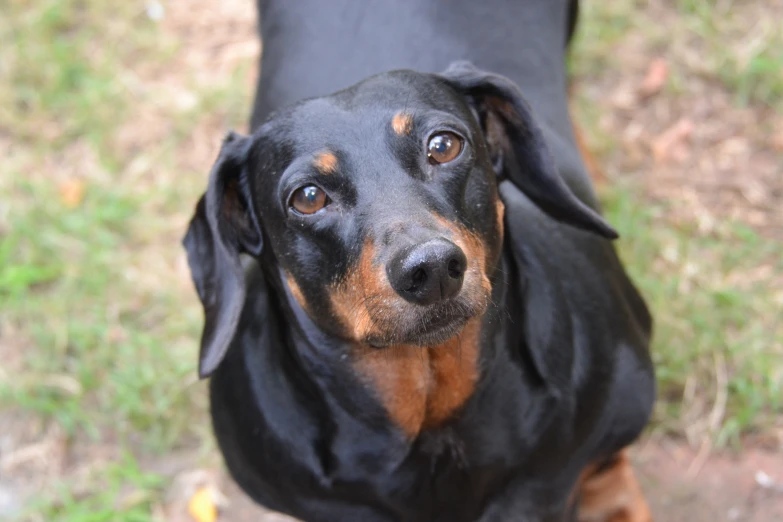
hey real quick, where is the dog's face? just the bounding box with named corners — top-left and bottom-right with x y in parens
top-left (184, 62), bottom-right (616, 377)
top-left (252, 71), bottom-right (503, 350)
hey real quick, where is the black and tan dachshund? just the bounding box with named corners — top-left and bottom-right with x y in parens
top-left (182, 0), bottom-right (656, 520)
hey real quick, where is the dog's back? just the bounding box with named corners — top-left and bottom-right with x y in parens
top-left (252, 0), bottom-right (576, 131)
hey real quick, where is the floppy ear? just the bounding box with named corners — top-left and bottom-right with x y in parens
top-left (182, 131), bottom-right (263, 378)
top-left (440, 61), bottom-right (618, 240)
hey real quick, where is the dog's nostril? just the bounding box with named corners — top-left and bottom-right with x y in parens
top-left (447, 258), bottom-right (464, 279)
top-left (407, 268), bottom-right (427, 291)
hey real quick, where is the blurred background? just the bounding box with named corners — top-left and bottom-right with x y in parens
top-left (0, 0), bottom-right (781, 520)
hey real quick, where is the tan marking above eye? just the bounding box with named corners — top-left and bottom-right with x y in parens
top-left (427, 132), bottom-right (463, 164)
top-left (392, 112), bottom-right (413, 136)
top-left (290, 185), bottom-right (328, 214)
top-left (313, 151), bottom-right (338, 174)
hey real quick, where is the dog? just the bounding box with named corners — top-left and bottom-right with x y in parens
top-left (182, 0), bottom-right (656, 520)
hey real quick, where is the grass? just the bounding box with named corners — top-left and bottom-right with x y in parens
top-left (572, 0), bottom-right (783, 111)
top-left (675, 0), bottom-right (783, 109)
top-left (0, 0), bottom-right (250, 518)
top-left (603, 186), bottom-right (783, 445)
top-left (0, 0), bottom-right (204, 443)
top-left (0, 0), bottom-right (781, 519)
top-left (21, 455), bottom-right (165, 522)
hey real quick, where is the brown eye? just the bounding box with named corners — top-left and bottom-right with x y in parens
top-left (427, 132), bottom-right (463, 164)
top-left (290, 185), bottom-right (328, 215)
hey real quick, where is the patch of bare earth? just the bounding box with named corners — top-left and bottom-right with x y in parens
top-left (635, 439), bottom-right (783, 522)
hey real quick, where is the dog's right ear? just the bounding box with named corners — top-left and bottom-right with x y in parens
top-left (440, 61), bottom-right (618, 240)
top-left (182, 131), bottom-right (262, 378)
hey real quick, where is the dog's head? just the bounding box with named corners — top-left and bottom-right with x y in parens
top-left (184, 62), bottom-right (616, 378)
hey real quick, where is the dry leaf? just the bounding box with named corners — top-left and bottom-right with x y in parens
top-left (652, 119), bottom-right (693, 164)
top-left (638, 57), bottom-right (668, 99)
top-left (188, 487), bottom-right (217, 522)
top-left (59, 179), bottom-right (85, 208)
top-left (610, 84), bottom-right (638, 110)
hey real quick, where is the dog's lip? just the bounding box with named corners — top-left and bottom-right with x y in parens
top-left (410, 314), bottom-right (470, 346)
top-left (414, 311), bottom-right (467, 334)
top-left (367, 313), bottom-right (471, 348)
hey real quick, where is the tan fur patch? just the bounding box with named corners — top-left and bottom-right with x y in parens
top-left (313, 151), bottom-right (338, 174)
top-left (495, 198), bottom-right (505, 253)
top-left (391, 111), bottom-right (413, 136)
top-left (352, 318), bottom-right (482, 437)
top-left (576, 450), bottom-right (653, 522)
top-left (329, 240), bottom-right (395, 341)
top-left (284, 272), bottom-right (307, 311)
top-left (433, 215), bottom-right (492, 295)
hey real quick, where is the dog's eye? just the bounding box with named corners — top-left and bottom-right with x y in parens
top-left (290, 185), bottom-right (329, 215)
top-left (427, 132), bottom-right (463, 165)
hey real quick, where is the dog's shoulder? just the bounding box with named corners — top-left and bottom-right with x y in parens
top-left (497, 174), bottom-right (654, 447)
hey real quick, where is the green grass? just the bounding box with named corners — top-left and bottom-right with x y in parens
top-left (674, 0), bottom-right (783, 109)
top-left (22, 454), bottom-right (165, 522)
top-left (573, 0), bottom-right (783, 110)
top-left (0, 0), bottom-right (201, 442)
top-left (603, 186), bottom-right (783, 444)
top-left (1, 0), bottom-right (781, 519)
top-left (0, 0), bottom-right (249, 518)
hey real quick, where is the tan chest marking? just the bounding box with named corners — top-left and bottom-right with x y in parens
top-left (352, 319), bottom-right (481, 437)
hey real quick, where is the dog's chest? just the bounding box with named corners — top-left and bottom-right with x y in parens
top-left (352, 319), bottom-right (482, 438)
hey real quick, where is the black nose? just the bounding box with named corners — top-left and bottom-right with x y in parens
top-left (387, 238), bottom-right (467, 305)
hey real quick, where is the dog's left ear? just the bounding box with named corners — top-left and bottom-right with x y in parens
top-left (440, 61), bottom-right (618, 240)
top-left (182, 131), bottom-right (263, 378)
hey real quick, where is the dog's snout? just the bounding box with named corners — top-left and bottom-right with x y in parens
top-left (387, 238), bottom-right (467, 305)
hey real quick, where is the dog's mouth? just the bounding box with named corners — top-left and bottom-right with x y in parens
top-left (364, 300), bottom-right (484, 348)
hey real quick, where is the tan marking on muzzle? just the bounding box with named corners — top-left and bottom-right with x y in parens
top-left (432, 215), bottom-right (492, 296)
top-left (329, 240), bottom-right (398, 341)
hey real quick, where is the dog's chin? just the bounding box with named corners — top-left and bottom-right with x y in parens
top-left (366, 314), bottom-right (472, 349)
